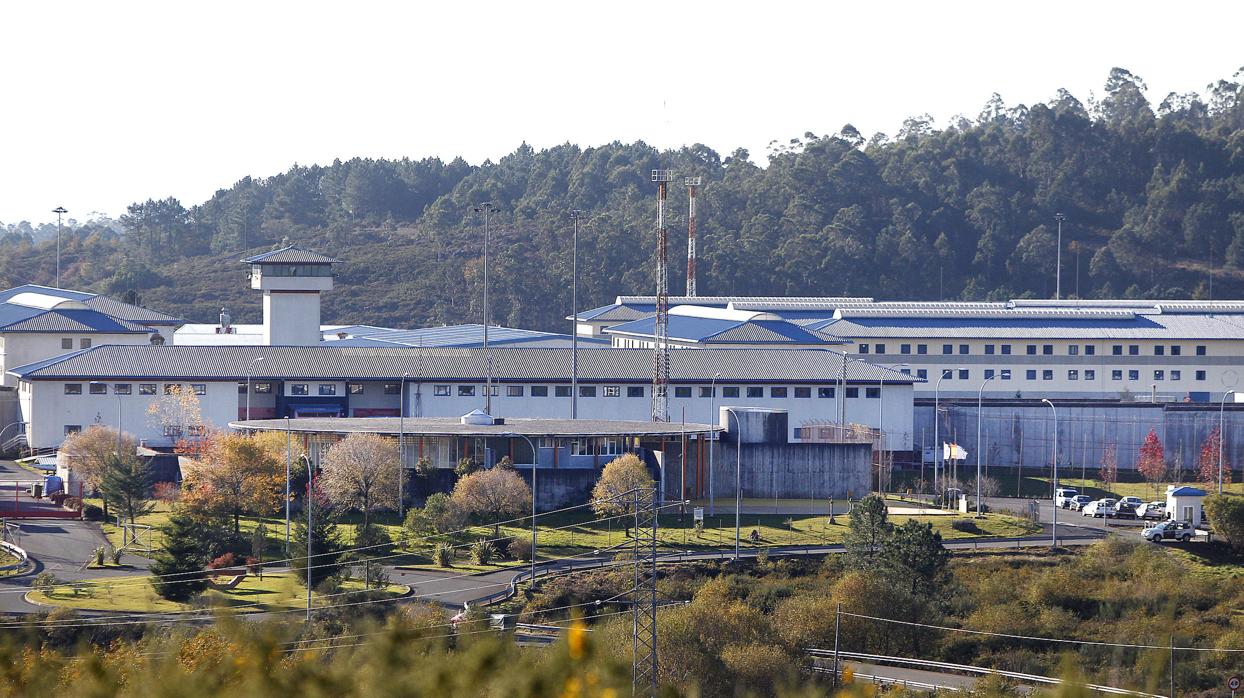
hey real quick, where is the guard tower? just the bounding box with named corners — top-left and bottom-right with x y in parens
top-left (241, 246), bottom-right (337, 345)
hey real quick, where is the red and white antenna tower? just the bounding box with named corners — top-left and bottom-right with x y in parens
top-left (684, 176), bottom-right (701, 297)
top-left (650, 169), bottom-right (673, 422)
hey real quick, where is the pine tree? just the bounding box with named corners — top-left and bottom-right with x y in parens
top-left (100, 453), bottom-right (154, 526)
top-left (149, 513), bottom-right (211, 601)
top-left (291, 480), bottom-right (345, 589)
top-left (844, 494), bottom-right (891, 568)
top-left (1136, 429), bottom-right (1167, 495)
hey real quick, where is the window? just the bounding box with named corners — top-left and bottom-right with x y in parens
top-left (1000, 369), bottom-right (1011, 380)
top-left (1196, 370), bottom-right (1206, 381)
top-left (1068, 370), bottom-right (1079, 381)
top-left (1196, 345), bottom-right (1207, 356)
top-left (163, 384), bottom-right (181, 395)
top-left (1128, 345), bottom-right (1139, 356)
top-left (917, 344), bottom-right (928, 355)
top-left (114, 384), bottom-right (131, 395)
top-left (877, 344), bottom-right (889, 355)
top-left (674, 387), bottom-right (692, 398)
top-left (190, 384), bottom-right (206, 396)
top-left (254, 382), bottom-right (272, 394)
top-left (139, 384), bottom-right (157, 395)
top-left (627, 386), bottom-right (645, 398)
top-left (348, 383), bottom-right (365, 395)
top-left (1112, 370), bottom-right (1123, 381)
top-left (163, 425), bottom-right (183, 439)
top-left (238, 382), bottom-right (247, 394)
top-left (858, 344), bottom-right (870, 354)
top-left (1154, 370), bottom-right (1165, 381)
top-left (698, 386), bottom-right (714, 398)
top-left (434, 385), bottom-right (451, 396)
top-left (746, 387), bottom-right (763, 398)
top-left (554, 386), bottom-right (572, 397)
top-left (985, 344), bottom-right (995, 355)
top-left (940, 369), bottom-right (952, 379)
top-left (1085, 345), bottom-right (1095, 356)
top-left (485, 385), bottom-right (499, 396)
top-left (1128, 370), bottom-right (1139, 381)
top-left (865, 387), bottom-right (880, 398)
top-left (900, 344), bottom-right (911, 354)
top-left (1042, 370), bottom-right (1053, 381)
top-left (508, 385), bottom-right (526, 397)
top-left (943, 344), bottom-right (953, 355)
top-left (531, 386), bottom-right (549, 397)
top-left (64, 383), bottom-right (82, 395)
top-left (318, 384), bottom-right (336, 396)
top-left (723, 387), bottom-right (740, 398)
top-left (916, 369), bottom-right (928, 380)
top-left (80, 338), bottom-right (92, 349)
top-left (1027, 345), bottom-right (1037, 355)
top-left (1154, 346), bottom-right (1164, 356)
top-left (1112, 345), bottom-right (1123, 356)
top-left (845, 387), bottom-right (859, 398)
top-left (458, 385), bottom-right (475, 397)
top-left (61, 338), bottom-right (73, 350)
top-left (1084, 370), bottom-right (1095, 381)
top-left (958, 369), bottom-right (969, 380)
top-left (817, 387), bottom-right (835, 399)
top-left (1170, 370), bottom-right (1181, 381)
top-left (770, 387), bottom-right (787, 398)
top-left (1026, 370), bottom-right (1037, 380)
top-left (381, 383), bottom-right (399, 395)
top-left (984, 369), bottom-right (995, 379)
top-left (290, 384), bottom-right (309, 395)
top-left (1171, 345), bottom-right (1181, 356)
top-left (64, 425), bottom-right (82, 436)
top-left (1042, 345), bottom-right (1053, 355)
top-left (89, 382), bottom-right (107, 395)
top-left (1001, 345), bottom-right (1012, 355)
top-left (794, 387), bottom-right (811, 398)
top-left (959, 344), bottom-right (969, 355)
top-left (579, 386), bottom-right (596, 398)
top-left (1068, 345), bottom-right (1079, 356)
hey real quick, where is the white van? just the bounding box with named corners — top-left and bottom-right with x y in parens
top-left (1055, 488), bottom-right (1079, 508)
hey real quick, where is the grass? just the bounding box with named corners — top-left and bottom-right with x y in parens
top-left (28, 573), bottom-right (409, 613)
top-left (1162, 542), bottom-right (1244, 581)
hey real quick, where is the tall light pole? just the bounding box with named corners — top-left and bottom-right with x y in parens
top-left (877, 364), bottom-right (909, 494)
top-left (725, 407), bottom-right (743, 560)
top-left (52, 207), bottom-right (67, 289)
top-left (837, 356), bottom-right (868, 429)
top-left (708, 372), bottom-right (721, 516)
top-left (285, 416), bottom-right (292, 554)
top-left (933, 369), bottom-right (949, 504)
top-left (1220, 390), bottom-right (1234, 495)
top-left (246, 357), bottom-right (264, 420)
top-left (474, 203), bottom-right (496, 414)
top-left (504, 432), bottom-right (539, 585)
top-left (570, 210), bottom-right (582, 419)
top-left (1041, 399), bottom-right (1058, 547)
top-left (399, 372), bottom-right (410, 518)
top-left (975, 375), bottom-right (995, 518)
top-left (1054, 213), bottom-right (1065, 300)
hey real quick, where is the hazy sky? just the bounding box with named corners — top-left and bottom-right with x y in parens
top-left (2, 1), bottom-right (1242, 226)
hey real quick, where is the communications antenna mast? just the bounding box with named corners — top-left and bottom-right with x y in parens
top-left (684, 177), bottom-right (701, 297)
top-left (650, 170), bottom-right (673, 422)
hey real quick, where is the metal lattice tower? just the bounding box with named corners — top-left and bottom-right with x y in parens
top-left (651, 169), bottom-right (673, 422)
top-left (684, 177), bottom-right (701, 297)
top-left (631, 487), bottom-right (659, 697)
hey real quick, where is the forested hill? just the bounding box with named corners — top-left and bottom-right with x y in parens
top-left (4, 67), bottom-right (1244, 331)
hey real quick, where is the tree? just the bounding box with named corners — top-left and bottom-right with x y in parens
top-left (1197, 426), bottom-right (1233, 488)
top-left (180, 433), bottom-right (283, 534)
top-left (1136, 429), bottom-right (1168, 494)
top-left (320, 433), bottom-right (400, 526)
top-left (1100, 441), bottom-right (1119, 490)
top-left (149, 513), bottom-right (211, 601)
top-left (844, 494), bottom-right (891, 568)
top-left (349, 523), bottom-right (393, 590)
top-left (590, 454), bottom-right (655, 537)
top-left (1203, 494), bottom-right (1244, 554)
top-left (291, 479), bottom-right (346, 589)
top-left (450, 467), bottom-right (531, 537)
top-left (146, 384), bottom-right (204, 442)
top-left (99, 453), bottom-right (153, 526)
top-left (880, 519), bottom-right (949, 597)
top-left (59, 426), bottom-right (138, 502)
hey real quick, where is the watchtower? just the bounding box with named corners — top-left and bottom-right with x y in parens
top-left (241, 246), bottom-right (337, 345)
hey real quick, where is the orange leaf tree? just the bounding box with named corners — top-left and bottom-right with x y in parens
top-left (1136, 428), bottom-right (1167, 495)
top-left (180, 433), bottom-right (283, 533)
top-left (1197, 426), bottom-right (1232, 487)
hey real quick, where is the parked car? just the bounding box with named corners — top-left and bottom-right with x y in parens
top-left (1115, 497), bottom-right (1142, 519)
top-left (1068, 495), bottom-right (1093, 511)
top-left (1135, 501), bottom-right (1167, 520)
top-left (1055, 488), bottom-right (1080, 508)
top-left (1083, 498), bottom-right (1117, 518)
top-left (1142, 520), bottom-right (1193, 542)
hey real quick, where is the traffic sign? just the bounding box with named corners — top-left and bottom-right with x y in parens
top-left (693, 507), bottom-right (704, 522)
top-left (1227, 675), bottom-right (1240, 691)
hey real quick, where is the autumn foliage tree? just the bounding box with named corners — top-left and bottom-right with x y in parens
top-left (1197, 426), bottom-right (1233, 488)
top-left (1136, 429), bottom-right (1168, 495)
top-left (180, 433), bottom-right (284, 533)
top-left (320, 433), bottom-right (400, 526)
top-left (590, 454), bottom-right (655, 537)
top-left (450, 467), bottom-right (531, 537)
top-left (59, 426), bottom-right (138, 500)
top-left (1099, 441), bottom-right (1119, 490)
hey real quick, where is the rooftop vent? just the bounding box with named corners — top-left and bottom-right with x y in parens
top-left (460, 409), bottom-right (502, 426)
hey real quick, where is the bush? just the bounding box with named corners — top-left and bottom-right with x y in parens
top-left (111, 547), bottom-right (123, 565)
top-left (82, 504), bottom-right (104, 521)
top-left (92, 546), bottom-right (106, 566)
top-left (433, 542), bottom-right (454, 568)
top-left (951, 519), bottom-right (980, 533)
top-left (62, 496), bottom-right (82, 512)
top-left (509, 537), bottom-right (533, 562)
top-left (207, 552), bottom-right (238, 572)
top-left (470, 539), bottom-right (496, 565)
top-left (32, 572), bottom-right (59, 594)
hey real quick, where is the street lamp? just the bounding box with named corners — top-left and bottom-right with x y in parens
top-left (837, 356), bottom-right (869, 428)
top-left (708, 372), bottom-right (721, 516)
top-left (285, 416), bottom-right (292, 554)
top-left (504, 431), bottom-right (539, 585)
top-left (570, 210), bottom-right (582, 420)
top-left (724, 407), bottom-right (743, 560)
top-left (877, 363), bottom-right (909, 493)
top-left (1054, 213), bottom-right (1065, 300)
top-left (474, 203), bottom-right (496, 414)
top-left (246, 357), bottom-right (265, 420)
top-left (399, 372), bottom-right (410, 518)
top-left (1220, 390), bottom-right (1234, 495)
top-left (53, 206), bottom-right (67, 289)
top-left (1041, 398), bottom-right (1058, 547)
top-left (975, 374), bottom-right (996, 518)
top-left (933, 369), bottom-right (950, 505)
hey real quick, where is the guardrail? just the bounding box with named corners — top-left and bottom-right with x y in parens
top-left (811, 665), bottom-right (958, 692)
top-left (0, 541), bottom-right (30, 572)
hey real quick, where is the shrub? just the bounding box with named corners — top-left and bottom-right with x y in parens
top-left (433, 542), bottom-right (454, 568)
top-left (207, 552), bottom-right (238, 571)
top-left (951, 519), bottom-right (979, 533)
top-left (32, 572), bottom-right (59, 594)
top-left (470, 539), bottom-right (496, 566)
top-left (111, 547), bottom-right (123, 565)
top-left (509, 537), bottom-right (533, 562)
top-left (152, 481), bottom-right (180, 504)
top-left (82, 504), bottom-right (104, 521)
top-left (62, 496), bottom-right (82, 512)
top-left (92, 546), bottom-right (106, 566)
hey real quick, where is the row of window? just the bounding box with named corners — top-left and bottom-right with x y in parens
top-left (933, 368), bottom-right (1205, 382)
top-left (60, 338), bottom-right (92, 350)
top-left (63, 423), bottom-right (206, 437)
top-left (238, 382), bottom-right (402, 395)
top-left (65, 383), bottom-right (206, 396)
top-left (431, 384), bottom-right (884, 399)
top-left (857, 342), bottom-right (1209, 357)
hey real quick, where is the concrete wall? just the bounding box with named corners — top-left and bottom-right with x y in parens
top-left (263, 291), bottom-right (321, 346)
top-left (688, 441), bottom-right (872, 501)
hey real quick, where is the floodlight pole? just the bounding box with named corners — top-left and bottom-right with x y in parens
top-left (1042, 399), bottom-right (1057, 547)
top-left (474, 202), bottom-right (496, 414)
top-left (1220, 390), bottom-right (1234, 494)
top-left (725, 407), bottom-right (742, 560)
top-left (53, 207), bottom-right (67, 288)
top-left (570, 209), bottom-right (582, 419)
top-left (285, 416), bottom-right (292, 555)
top-left (399, 372), bottom-right (409, 518)
top-left (975, 375), bottom-right (995, 518)
top-left (708, 372), bottom-right (720, 516)
top-left (505, 432), bottom-right (538, 586)
top-left (934, 370), bottom-right (948, 504)
top-left (1054, 213), bottom-right (1065, 300)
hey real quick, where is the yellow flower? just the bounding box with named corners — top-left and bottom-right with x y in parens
top-left (567, 618), bottom-right (587, 660)
top-left (560, 676), bottom-right (582, 698)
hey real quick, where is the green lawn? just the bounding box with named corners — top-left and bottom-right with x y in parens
top-left (28, 573), bottom-right (409, 613)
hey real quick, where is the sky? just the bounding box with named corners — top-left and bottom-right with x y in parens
top-left (2, 0), bottom-right (1242, 226)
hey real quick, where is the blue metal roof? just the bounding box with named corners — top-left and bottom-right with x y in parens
top-left (605, 315), bottom-right (842, 345)
top-left (0, 309), bottom-right (152, 333)
top-left (0, 285), bottom-right (95, 304)
top-left (322, 324), bottom-right (608, 349)
top-left (1168, 486), bottom-right (1206, 496)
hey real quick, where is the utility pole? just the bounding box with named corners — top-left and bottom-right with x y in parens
top-left (650, 170), bottom-right (673, 422)
top-left (832, 603), bottom-right (842, 689)
top-left (631, 487), bottom-right (659, 697)
top-left (570, 210), bottom-right (582, 419)
top-left (52, 206), bottom-right (67, 288)
top-left (474, 203), bottom-right (496, 414)
top-left (1054, 213), bottom-right (1065, 300)
top-left (684, 177), bottom-right (701, 297)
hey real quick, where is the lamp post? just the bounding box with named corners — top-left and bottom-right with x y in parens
top-left (724, 407), bottom-right (743, 560)
top-left (570, 210), bottom-right (582, 420)
top-left (53, 206), bottom-right (67, 289)
top-left (708, 372), bottom-right (721, 516)
top-left (1054, 213), bottom-right (1065, 300)
top-left (474, 203), bottom-right (496, 414)
top-left (1041, 398), bottom-right (1058, 547)
top-left (504, 431), bottom-right (539, 585)
top-left (837, 356), bottom-right (868, 429)
top-left (246, 357), bottom-right (265, 420)
top-left (877, 364), bottom-right (909, 494)
top-left (975, 375), bottom-right (995, 518)
top-left (285, 416), bottom-right (292, 554)
top-left (399, 372), bottom-right (410, 519)
top-left (1220, 390), bottom-right (1234, 495)
top-left (933, 369), bottom-right (949, 505)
